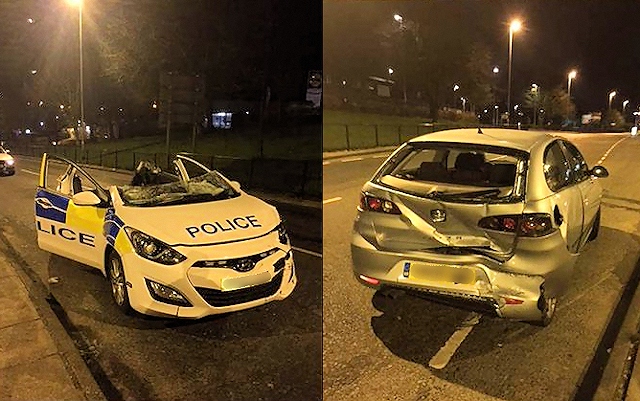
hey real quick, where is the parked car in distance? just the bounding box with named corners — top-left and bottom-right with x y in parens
top-left (0, 145), bottom-right (15, 176)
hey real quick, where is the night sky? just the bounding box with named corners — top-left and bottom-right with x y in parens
top-left (0, 0), bottom-right (322, 130)
top-left (324, 0), bottom-right (640, 114)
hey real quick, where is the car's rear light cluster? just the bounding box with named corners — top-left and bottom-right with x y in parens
top-left (359, 193), bottom-right (401, 215)
top-left (478, 213), bottom-right (555, 237)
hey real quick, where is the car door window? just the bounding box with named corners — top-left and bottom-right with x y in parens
top-left (543, 142), bottom-right (571, 191)
top-left (561, 141), bottom-right (589, 183)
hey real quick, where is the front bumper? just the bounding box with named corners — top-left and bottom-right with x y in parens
top-left (0, 162), bottom-right (15, 175)
top-left (351, 230), bottom-right (574, 321)
top-left (121, 235), bottom-right (296, 319)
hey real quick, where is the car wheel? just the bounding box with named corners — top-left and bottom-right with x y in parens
top-left (535, 293), bottom-right (557, 327)
top-left (588, 208), bottom-right (601, 242)
top-left (107, 251), bottom-right (132, 315)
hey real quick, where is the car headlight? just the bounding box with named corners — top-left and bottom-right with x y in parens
top-left (6, 159), bottom-right (14, 166)
top-left (123, 227), bottom-right (186, 265)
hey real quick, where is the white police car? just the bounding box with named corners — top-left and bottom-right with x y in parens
top-left (35, 153), bottom-right (296, 318)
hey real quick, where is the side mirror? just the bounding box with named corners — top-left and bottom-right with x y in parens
top-left (72, 191), bottom-right (102, 206)
top-left (230, 181), bottom-right (241, 192)
top-left (590, 165), bottom-right (609, 178)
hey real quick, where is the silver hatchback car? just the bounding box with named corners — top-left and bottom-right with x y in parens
top-left (351, 128), bottom-right (609, 325)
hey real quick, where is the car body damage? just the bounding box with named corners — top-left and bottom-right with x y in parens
top-left (35, 153), bottom-right (296, 319)
top-left (352, 128), bottom-right (607, 325)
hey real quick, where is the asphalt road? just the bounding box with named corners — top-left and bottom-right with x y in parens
top-left (322, 132), bottom-right (640, 401)
top-left (0, 157), bottom-right (322, 401)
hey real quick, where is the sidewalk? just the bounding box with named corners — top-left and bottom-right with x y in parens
top-left (0, 250), bottom-right (106, 401)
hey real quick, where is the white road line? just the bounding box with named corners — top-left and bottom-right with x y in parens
top-left (292, 246), bottom-right (322, 258)
top-left (372, 155), bottom-right (388, 159)
top-left (341, 157), bottom-right (363, 163)
top-left (429, 312), bottom-right (481, 370)
top-left (21, 169), bottom-right (39, 175)
top-left (557, 272), bottom-right (613, 312)
top-left (323, 197), bottom-right (342, 205)
top-left (597, 136), bottom-right (627, 165)
top-left (323, 161), bottom-right (331, 166)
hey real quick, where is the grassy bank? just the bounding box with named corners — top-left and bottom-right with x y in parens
top-left (323, 109), bottom-right (469, 151)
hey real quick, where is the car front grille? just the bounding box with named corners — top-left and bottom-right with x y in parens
top-left (192, 248), bottom-right (278, 272)
top-left (195, 270), bottom-right (284, 307)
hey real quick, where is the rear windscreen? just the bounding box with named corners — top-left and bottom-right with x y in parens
top-left (375, 143), bottom-right (528, 201)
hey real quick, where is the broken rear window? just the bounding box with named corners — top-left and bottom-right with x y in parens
top-left (118, 171), bottom-right (239, 207)
top-left (375, 143), bottom-right (528, 202)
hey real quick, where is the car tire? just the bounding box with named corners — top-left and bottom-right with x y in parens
top-left (588, 208), bottom-right (601, 242)
top-left (535, 292), bottom-right (557, 327)
top-left (107, 250), bottom-right (132, 315)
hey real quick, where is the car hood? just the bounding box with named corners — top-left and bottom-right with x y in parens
top-left (0, 153), bottom-right (13, 161)
top-left (112, 189), bottom-right (280, 246)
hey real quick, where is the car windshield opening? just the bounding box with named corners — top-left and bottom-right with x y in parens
top-left (376, 143), bottom-right (527, 202)
top-left (118, 171), bottom-right (239, 206)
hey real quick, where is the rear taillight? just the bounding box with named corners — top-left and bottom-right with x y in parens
top-left (359, 193), bottom-right (401, 215)
top-left (358, 275), bottom-right (380, 285)
top-left (478, 213), bottom-right (555, 237)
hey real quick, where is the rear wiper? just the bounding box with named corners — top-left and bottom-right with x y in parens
top-left (439, 188), bottom-right (501, 200)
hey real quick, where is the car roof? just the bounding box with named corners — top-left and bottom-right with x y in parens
top-left (408, 128), bottom-right (554, 152)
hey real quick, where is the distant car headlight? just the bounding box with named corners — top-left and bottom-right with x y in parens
top-left (6, 159), bottom-right (14, 166)
top-left (123, 227), bottom-right (186, 265)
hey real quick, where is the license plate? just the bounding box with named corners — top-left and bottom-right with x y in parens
top-left (222, 271), bottom-right (271, 291)
top-left (408, 264), bottom-right (475, 285)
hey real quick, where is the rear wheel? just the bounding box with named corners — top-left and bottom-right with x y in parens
top-left (535, 292), bottom-right (557, 327)
top-left (588, 208), bottom-right (601, 242)
top-left (107, 251), bottom-right (132, 315)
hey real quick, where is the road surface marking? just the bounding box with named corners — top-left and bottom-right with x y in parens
top-left (558, 272), bottom-right (613, 312)
top-left (429, 312), bottom-right (481, 370)
top-left (21, 169), bottom-right (39, 176)
top-left (341, 157), bottom-right (363, 163)
top-left (373, 154), bottom-right (388, 158)
top-left (323, 161), bottom-right (331, 165)
top-left (597, 137), bottom-right (627, 165)
top-left (323, 197), bottom-right (342, 205)
top-left (292, 246), bottom-right (322, 258)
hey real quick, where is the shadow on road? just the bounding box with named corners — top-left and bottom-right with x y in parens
top-left (46, 251), bottom-right (322, 401)
top-left (369, 227), bottom-right (640, 401)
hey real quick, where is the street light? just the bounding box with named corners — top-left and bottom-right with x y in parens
top-left (388, 67), bottom-right (394, 76)
top-left (461, 97), bottom-right (466, 112)
top-left (493, 66), bottom-right (500, 74)
top-left (393, 13), bottom-right (408, 104)
top-left (608, 90), bottom-right (617, 110)
top-left (567, 70), bottom-right (577, 98)
top-left (531, 83), bottom-right (539, 126)
top-left (507, 19), bottom-right (522, 125)
top-left (67, 0), bottom-right (85, 153)
top-left (623, 100), bottom-right (630, 112)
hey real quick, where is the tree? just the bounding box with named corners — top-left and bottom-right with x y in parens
top-left (541, 86), bottom-right (576, 124)
top-left (460, 43), bottom-right (494, 113)
top-left (522, 86), bottom-right (542, 125)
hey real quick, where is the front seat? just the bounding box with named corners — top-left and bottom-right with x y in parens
top-left (72, 175), bottom-right (83, 194)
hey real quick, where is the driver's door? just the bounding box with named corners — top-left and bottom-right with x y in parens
top-left (173, 154), bottom-right (211, 181)
top-left (35, 154), bottom-right (109, 269)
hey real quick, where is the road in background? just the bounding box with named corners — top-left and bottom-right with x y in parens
top-left (323, 133), bottom-right (640, 401)
top-left (0, 157), bottom-right (322, 401)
